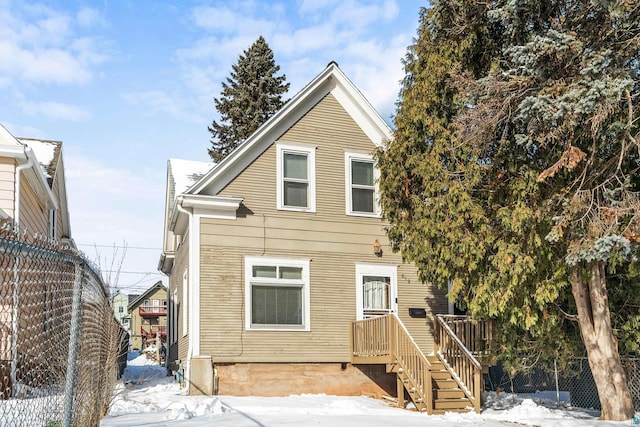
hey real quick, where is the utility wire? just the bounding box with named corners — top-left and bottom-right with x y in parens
top-left (101, 270), bottom-right (163, 274)
top-left (77, 243), bottom-right (161, 251)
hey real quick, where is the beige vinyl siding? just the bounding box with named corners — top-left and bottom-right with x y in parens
top-left (218, 94), bottom-right (375, 220)
top-left (19, 175), bottom-right (47, 235)
top-left (199, 215), bottom-right (447, 362)
top-left (196, 92), bottom-right (448, 363)
top-left (0, 158), bottom-right (15, 217)
top-left (170, 232), bottom-right (190, 362)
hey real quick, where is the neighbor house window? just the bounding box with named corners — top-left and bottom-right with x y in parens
top-left (345, 152), bottom-right (379, 216)
top-left (277, 143), bottom-right (316, 212)
top-left (244, 256), bottom-right (310, 331)
top-left (118, 306), bottom-right (124, 313)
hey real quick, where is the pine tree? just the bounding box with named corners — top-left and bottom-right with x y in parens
top-left (208, 36), bottom-right (289, 162)
top-left (378, 1), bottom-right (640, 420)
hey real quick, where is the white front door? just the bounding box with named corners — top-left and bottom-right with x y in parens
top-left (355, 264), bottom-right (398, 320)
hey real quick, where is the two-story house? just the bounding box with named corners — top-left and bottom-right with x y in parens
top-left (128, 281), bottom-right (167, 350)
top-left (159, 63), bottom-right (489, 413)
top-left (111, 290), bottom-right (131, 332)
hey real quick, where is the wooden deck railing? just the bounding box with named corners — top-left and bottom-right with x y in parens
top-left (351, 315), bottom-right (391, 362)
top-left (139, 306), bottom-right (167, 316)
top-left (436, 315), bottom-right (493, 358)
top-left (351, 314), bottom-right (432, 414)
top-left (435, 314), bottom-right (485, 413)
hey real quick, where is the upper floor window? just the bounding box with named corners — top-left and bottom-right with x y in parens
top-left (345, 151), bottom-right (380, 216)
top-left (277, 143), bottom-right (316, 212)
top-left (118, 306), bottom-right (124, 313)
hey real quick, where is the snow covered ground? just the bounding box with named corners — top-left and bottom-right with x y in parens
top-left (100, 352), bottom-right (636, 426)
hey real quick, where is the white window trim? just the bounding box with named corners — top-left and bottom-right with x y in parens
top-left (171, 288), bottom-right (178, 344)
top-left (276, 143), bottom-right (316, 212)
top-left (244, 256), bottom-right (311, 331)
top-left (182, 268), bottom-right (188, 337)
top-left (344, 151), bottom-right (381, 217)
top-left (355, 263), bottom-right (397, 320)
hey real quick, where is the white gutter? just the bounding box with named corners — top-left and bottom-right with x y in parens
top-left (14, 149), bottom-right (34, 231)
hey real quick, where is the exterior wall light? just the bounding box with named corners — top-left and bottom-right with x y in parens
top-left (373, 239), bottom-right (382, 257)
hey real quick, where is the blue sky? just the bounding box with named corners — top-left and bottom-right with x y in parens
top-left (0, 0), bottom-right (425, 294)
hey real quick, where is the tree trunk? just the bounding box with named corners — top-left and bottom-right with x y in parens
top-left (569, 262), bottom-right (634, 421)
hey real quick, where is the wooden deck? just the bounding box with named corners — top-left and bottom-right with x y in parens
top-left (351, 314), bottom-right (493, 414)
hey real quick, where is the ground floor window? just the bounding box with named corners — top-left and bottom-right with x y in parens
top-left (244, 256), bottom-right (310, 331)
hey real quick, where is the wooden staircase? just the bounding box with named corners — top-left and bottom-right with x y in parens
top-left (351, 314), bottom-right (492, 414)
top-left (428, 355), bottom-right (472, 414)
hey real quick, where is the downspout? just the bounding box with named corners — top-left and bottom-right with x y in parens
top-left (174, 196), bottom-right (198, 386)
top-left (11, 149), bottom-right (33, 396)
top-left (14, 149), bottom-right (34, 232)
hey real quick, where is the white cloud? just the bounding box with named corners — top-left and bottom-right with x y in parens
top-left (191, 5), bottom-right (277, 35)
top-left (329, 0), bottom-right (398, 28)
top-left (299, 0), bottom-right (342, 14)
top-left (0, 42), bottom-right (92, 83)
top-left (272, 23), bottom-right (337, 55)
top-left (0, 2), bottom-right (107, 85)
top-left (17, 99), bottom-right (90, 121)
top-left (77, 7), bottom-right (106, 28)
top-left (122, 90), bottom-right (206, 123)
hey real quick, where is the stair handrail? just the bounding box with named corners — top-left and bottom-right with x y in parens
top-left (351, 314), bottom-right (433, 414)
top-left (389, 314), bottom-right (433, 414)
top-left (435, 314), bottom-right (482, 413)
top-left (390, 313), bottom-right (434, 415)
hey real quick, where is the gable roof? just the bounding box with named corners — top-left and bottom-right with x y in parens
top-left (18, 137), bottom-right (72, 238)
top-left (0, 124), bottom-right (59, 213)
top-left (17, 138), bottom-right (62, 185)
top-left (167, 158), bottom-right (213, 216)
top-left (161, 158), bottom-right (213, 256)
top-left (187, 62), bottom-right (392, 197)
top-left (128, 294), bottom-right (140, 305)
top-left (128, 281), bottom-right (167, 312)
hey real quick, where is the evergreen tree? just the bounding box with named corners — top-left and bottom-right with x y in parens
top-left (208, 36), bottom-right (289, 162)
top-left (378, 1), bottom-right (640, 420)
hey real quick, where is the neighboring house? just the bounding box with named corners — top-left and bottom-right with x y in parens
top-left (111, 290), bottom-right (131, 332)
top-left (0, 124), bottom-right (75, 397)
top-left (158, 63), bottom-right (474, 409)
top-left (0, 124), bottom-right (72, 243)
top-left (128, 281), bottom-right (167, 350)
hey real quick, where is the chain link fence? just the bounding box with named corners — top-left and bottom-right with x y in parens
top-left (0, 227), bottom-right (128, 426)
top-left (485, 357), bottom-right (640, 411)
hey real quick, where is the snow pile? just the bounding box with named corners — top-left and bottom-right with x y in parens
top-left (101, 353), bottom-right (634, 426)
top-left (107, 352), bottom-right (227, 423)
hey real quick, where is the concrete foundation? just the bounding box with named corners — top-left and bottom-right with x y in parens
top-left (189, 356), bottom-right (214, 395)
top-left (214, 362), bottom-right (396, 398)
